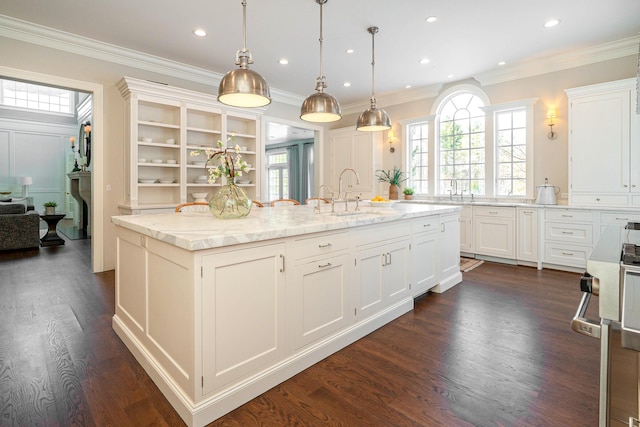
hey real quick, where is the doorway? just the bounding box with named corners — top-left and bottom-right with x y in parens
top-left (262, 118), bottom-right (324, 204)
top-left (0, 65), bottom-right (104, 272)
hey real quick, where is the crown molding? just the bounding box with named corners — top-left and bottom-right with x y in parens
top-left (0, 14), bottom-right (303, 107)
top-left (475, 35), bottom-right (640, 87)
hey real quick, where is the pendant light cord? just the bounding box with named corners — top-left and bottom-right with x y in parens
top-left (241, 0), bottom-right (248, 53)
top-left (319, 1), bottom-right (324, 81)
top-left (369, 26), bottom-right (378, 105)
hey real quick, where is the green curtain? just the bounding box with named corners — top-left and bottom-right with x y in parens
top-left (287, 144), bottom-right (299, 202)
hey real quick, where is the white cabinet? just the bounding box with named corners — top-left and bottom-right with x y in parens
top-left (201, 243), bottom-right (286, 395)
top-left (117, 77), bottom-right (262, 213)
top-left (517, 207), bottom-right (539, 263)
top-left (411, 216), bottom-right (439, 297)
top-left (292, 231), bottom-right (350, 350)
top-left (353, 222), bottom-right (411, 320)
top-left (473, 206), bottom-right (515, 259)
top-left (459, 205), bottom-right (474, 253)
top-left (543, 208), bottom-right (595, 269)
top-left (432, 213), bottom-right (462, 293)
top-left (566, 78), bottom-right (638, 206)
top-left (329, 127), bottom-right (382, 199)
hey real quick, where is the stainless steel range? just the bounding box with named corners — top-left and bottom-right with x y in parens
top-left (572, 223), bottom-right (640, 427)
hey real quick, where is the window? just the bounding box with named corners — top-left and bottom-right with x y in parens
top-left (266, 150), bottom-right (289, 201)
top-left (407, 122), bottom-right (429, 195)
top-left (438, 92), bottom-right (485, 195)
top-left (0, 79), bottom-right (73, 115)
top-left (496, 108), bottom-right (527, 196)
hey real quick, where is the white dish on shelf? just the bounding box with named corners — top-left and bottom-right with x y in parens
top-left (141, 137), bottom-right (152, 142)
top-left (193, 179), bottom-right (209, 184)
top-left (139, 179), bottom-right (157, 184)
top-left (240, 146), bottom-right (248, 151)
top-left (151, 159), bottom-right (164, 164)
top-left (236, 180), bottom-right (251, 185)
top-left (191, 161), bottom-right (206, 166)
top-left (165, 138), bottom-right (175, 145)
top-left (166, 159), bottom-right (177, 164)
top-left (138, 158), bottom-right (148, 163)
top-left (159, 179), bottom-right (175, 184)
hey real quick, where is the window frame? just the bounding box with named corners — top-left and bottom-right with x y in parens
top-left (404, 118), bottom-right (432, 196)
top-left (0, 79), bottom-right (75, 117)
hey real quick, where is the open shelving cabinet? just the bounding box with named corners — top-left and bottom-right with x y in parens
top-left (117, 77), bottom-right (264, 214)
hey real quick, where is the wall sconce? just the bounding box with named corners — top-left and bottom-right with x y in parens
top-left (547, 108), bottom-right (558, 140)
top-left (388, 129), bottom-right (396, 153)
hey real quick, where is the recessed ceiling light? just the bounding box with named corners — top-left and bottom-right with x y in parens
top-left (544, 19), bottom-right (560, 28)
top-left (425, 16), bottom-right (438, 23)
top-left (278, 58), bottom-right (289, 65)
top-left (447, 74), bottom-right (454, 79)
top-left (193, 28), bottom-right (207, 37)
top-left (346, 49), bottom-right (354, 54)
top-left (343, 82), bottom-right (351, 87)
top-left (405, 85), bottom-right (412, 89)
top-left (498, 61), bottom-right (506, 66)
top-left (420, 58), bottom-right (430, 64)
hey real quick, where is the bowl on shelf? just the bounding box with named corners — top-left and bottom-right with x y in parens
top-left (138, 158), bottom-right (148, 163)
top-left (191, 161), bottom-right (206, 166)
top-left (151, 159), bottom-right (164, 164)
top-left (165, 138), bottom-right (175, 145)
top-left (166, 159), bottom-right (177, 164)
top-left (159, 179), bottom-right (175, 184)
top-left (236, 179), bottom-right (251, 185)
top-left (141, 137), bottom-right (152, 142)
top-left (138, 178), bottom-right (157, 184)
top-left (240, 146), bottom-right (248, 151)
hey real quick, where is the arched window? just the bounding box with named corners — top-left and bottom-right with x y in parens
top-left (437, 90), bottom-right (486, 196)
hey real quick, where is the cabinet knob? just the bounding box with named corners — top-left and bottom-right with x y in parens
top-left (596, 198), bottom-right (600, 202)
top-left (624, 185), bottom-right (628, 188)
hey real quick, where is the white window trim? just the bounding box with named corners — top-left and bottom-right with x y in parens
top-left (482, 97), bottom-right (538, 199)
top-left (401, 115), bottom-right (435, 196)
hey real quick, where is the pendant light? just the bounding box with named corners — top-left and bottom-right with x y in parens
top-left (218, 0), bottom-right (271, 108)
top-left (300, 0), bottom-right (342, 123)
top-left (356, 26), bottom-right (391, 132)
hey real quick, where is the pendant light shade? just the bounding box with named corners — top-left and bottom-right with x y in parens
top-left (218, 0), bottom-right (271, 108)
top-left (300, 0), bottom-right (341, 123)
top-left (356, 26), bottom-right (391, 132)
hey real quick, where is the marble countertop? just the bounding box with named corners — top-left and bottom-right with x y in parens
top-left (111, 202), bottom-right (460, 251)
top-left (406, 199), bottom-right (640, 212)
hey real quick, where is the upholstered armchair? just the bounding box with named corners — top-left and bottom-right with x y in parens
top-left (0, 203), bottom-right (40, 251)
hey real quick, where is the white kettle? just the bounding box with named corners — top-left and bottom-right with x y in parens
top-left (535, 178), bottom-right (559, 205)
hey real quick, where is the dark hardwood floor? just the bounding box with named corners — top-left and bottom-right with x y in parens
top-left (1, 239), bottom-right (599, 426)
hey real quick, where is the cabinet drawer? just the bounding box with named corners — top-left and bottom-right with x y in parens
top-left (571, 193), bottom-right (629, 206)
top-left (600, 211), bottom-right (640, 225)
top-left (544, 242), bottom-right (590, 268)
top-left (473, 206), bottom-right (515, 219)
top-left (293, 231), bottom-right (349, 260)
top-left (354, 221), bottom-right (411, 247)
top-left (412, 216), bottom-right (439, 234)
top-left (545, 222), bottom-right (593, 245)
top-left (545, 209), bottom-right (594, 222)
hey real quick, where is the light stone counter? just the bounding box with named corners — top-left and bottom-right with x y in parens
top-left (111, 202), bottom-right (460, 251)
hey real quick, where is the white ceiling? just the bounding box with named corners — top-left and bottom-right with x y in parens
top-left (1, 0), bottom-right (639, 109)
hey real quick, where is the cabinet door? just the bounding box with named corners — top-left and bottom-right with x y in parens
top-left (517, 208), bottom-right (539, 262)
top-left (570, 90), bottom-right (630, 193)
top-left (351, 132), bottom-right (375, 194)
top-left (293, 253), bottom-right (350, 349)
top-left (354, 246), bottom-right (385, 320)
top-left (201, 243), bottom-right (286, 395)
top-left (384, 239), bottom-right (411, 305)
top-left (412, 232), bottom-right (437, 296)
top-left (459, 205), bottom-right (474, 253)
top-left (440, 214), bottom-right (461, 280)
top-left (474, 216), bottom-right (515, 258)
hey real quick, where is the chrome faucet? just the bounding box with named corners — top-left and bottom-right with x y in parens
top-left (315, 184), bottom-right (333, 214)
top-left (338, 168), bottom-right (360, 211)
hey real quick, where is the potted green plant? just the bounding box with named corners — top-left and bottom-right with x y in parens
top-left (43, 201), bottom-right (58, 215)
top-left (376, 167), bottom-right (408, 200)
top-left (403, 187), bottom-right (414, 200)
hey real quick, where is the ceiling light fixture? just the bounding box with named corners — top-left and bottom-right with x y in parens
top-left (356, 26), bottom-right (391, 132)
top-left (498, 61), bottom-right (506, 66)
top-left (420, 58), bottom-right (430, 64)
top-left (218, 0), bottom-right (271, 108)
top-left (343, 82), bottom-right (351, 87)
top-left (544, 19), bottom-right (560, 28)
top-left (193, 29), bottom-right (207, 37)
top-left (278, 58), bottom-right (289, 65)
top-left (300, 0), bottom-right (342, 123)
top-left (346, 49), bottom-right (354, 54)
top-left (425, 16), bottom-right (438, 23)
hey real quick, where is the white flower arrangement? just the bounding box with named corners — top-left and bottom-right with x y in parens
top-left (190, 138), bottom-right (249, 184)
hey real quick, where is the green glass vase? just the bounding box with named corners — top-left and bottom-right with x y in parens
top-left (209, 183), bottom-right (252, 219)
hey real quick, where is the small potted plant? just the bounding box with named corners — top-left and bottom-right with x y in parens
top-left (403, 187), bottom-right (414, 200)
top-left (375, 166), bottom-right (408, 200)
top-left (43, 201), bottom-right (57, 215)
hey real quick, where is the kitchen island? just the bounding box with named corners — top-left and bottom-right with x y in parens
top-left (111, 202), bottom-right (461, 426)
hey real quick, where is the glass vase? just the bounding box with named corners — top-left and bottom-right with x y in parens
top-left (209, 183), bottom-right (252, 219)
